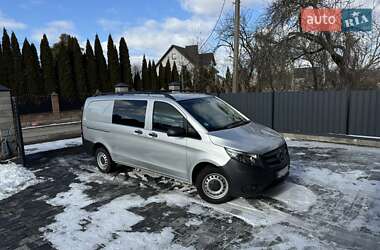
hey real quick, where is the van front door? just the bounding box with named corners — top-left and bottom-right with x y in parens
top-left (144, 101), bottom-right (188, 180)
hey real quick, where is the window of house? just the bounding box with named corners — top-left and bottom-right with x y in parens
top-left (112, 100), bottom-right (147, 128)
top-left (172, 53), bottom-right (177, 60)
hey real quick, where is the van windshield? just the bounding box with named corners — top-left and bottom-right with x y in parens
top-left (179, 97), bottom-right (250, 132)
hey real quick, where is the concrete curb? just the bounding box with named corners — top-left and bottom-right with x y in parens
top-left (283, 133), bottom-right (380, 148)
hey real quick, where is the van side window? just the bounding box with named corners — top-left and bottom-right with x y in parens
top-left (112, 100), bottom-right (147, 128)
top-left (153, 102), bottom-right (185, 132)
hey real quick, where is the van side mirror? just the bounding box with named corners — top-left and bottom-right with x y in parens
top-left (167, 127), bottom-right (186, 137)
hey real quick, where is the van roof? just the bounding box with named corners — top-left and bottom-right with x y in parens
top-left (87, 92), bottom-right (212, 102)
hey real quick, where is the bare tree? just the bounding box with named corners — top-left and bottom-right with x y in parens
top-left (216, 11), bottom-right (256, 90)
top-left (217, 11), bottom-right (295, 91)
top-left (266, 0), bottom-right (380, 89)
top-left (216, 0), bottom-right (380, 91)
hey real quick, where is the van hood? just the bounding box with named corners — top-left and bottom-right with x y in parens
top-left (208, 122), bottom-right (285, 155)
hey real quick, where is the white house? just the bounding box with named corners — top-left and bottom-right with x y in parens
top-left (155, 45), bottom-right (216, 73)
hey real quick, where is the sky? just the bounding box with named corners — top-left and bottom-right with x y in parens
top-left (0, 0), bottom-right (269, 72)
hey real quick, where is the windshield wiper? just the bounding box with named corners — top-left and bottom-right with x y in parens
top-left (217, 120), bottom-right (250, 130)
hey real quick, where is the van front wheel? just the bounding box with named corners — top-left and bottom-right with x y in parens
top-left (95, 147), bottom-right (114, 173)
top-left (195, 167), bottom-right (232, 204)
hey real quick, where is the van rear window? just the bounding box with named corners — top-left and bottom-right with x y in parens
top-left (112, 100), bottom-right (147, 128)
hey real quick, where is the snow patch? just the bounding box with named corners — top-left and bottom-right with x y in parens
top-left (241, 223), bottom-right (325, 249)
top-left (292, 167), bottom-right (378, 198)
top-left (187, 204), bottom-right (207, 215)
top-left (198, 198), bottom-right (301, 228)
top-left (185, 218), bottom-right (203, 227)
top-left (42, 169), bottom-right (197, 250)
top-left (315, 153), bottom-right (330, 157)
top-left (294, 152), bottom-right (306, 156)
top-left (42, 180), bottom-right (190, 250)
top-left (263, 182), bottom-right (317, 212)
top-left (0, 162), bottom-right (40, 200)
top-left (23, 121), bottom-right (80, 130)
top-left (25, 137), bottom-right (82, 155)
top-left (286, 139), bottom-right (380, 154)
top-left (347, 134), bottom-right (380, 139)
top-left (103, 228), bottom-right (193, 250)
top-left (291, 164), bottom-right (380, 233)
top-left (147, 192), bottom-right (194, 207)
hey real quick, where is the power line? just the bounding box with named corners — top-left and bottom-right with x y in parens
top-left (199, 0), bottom-right (226, 50)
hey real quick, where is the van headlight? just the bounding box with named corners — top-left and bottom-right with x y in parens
top-left (225, 148), bottom-right (258, 166)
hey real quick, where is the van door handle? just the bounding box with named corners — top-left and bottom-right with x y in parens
top-left (148, 132), bottom-right (158, 138)
top-left (134, 129), bottom-right (143, 135)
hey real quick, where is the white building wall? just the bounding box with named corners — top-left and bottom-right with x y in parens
top-left (156, 47), bottom-right (194, 74)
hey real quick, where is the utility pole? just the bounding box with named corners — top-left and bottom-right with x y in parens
top-left (232, 0), bottom-right (240, 93)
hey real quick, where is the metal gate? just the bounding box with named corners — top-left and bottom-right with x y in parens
top-left (0, 85), bottom-right (25, 164)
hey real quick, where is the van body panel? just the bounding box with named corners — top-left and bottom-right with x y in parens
top-left (143, 100), bottom-right (190, 180)
top-left (82, 99), bottom-right (114, 157)
top-left (208, 122), bottom-right (285, 155)
top-left (186, 139), bottom-right (231, 181)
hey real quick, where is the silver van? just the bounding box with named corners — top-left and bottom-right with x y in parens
top-left (82, 92), bottom-right (289, 203)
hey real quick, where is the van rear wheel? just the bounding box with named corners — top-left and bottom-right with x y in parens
top-left (95, 147), bottom-right (114, 173)
top-left (195, 166), bottom-right (232, 204)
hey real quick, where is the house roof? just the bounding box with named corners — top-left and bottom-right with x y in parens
top-left (156, 45), bottom-right (216, 68)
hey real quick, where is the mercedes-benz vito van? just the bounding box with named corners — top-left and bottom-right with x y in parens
top-left (82, 92), bottom-right (289, 203)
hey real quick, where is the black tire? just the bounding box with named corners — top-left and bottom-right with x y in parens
top-left (95, 147), bottom-right (115, 173)
top-left (195, 166), bottom-right (232, 204)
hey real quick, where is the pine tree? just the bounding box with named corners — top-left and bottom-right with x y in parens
top-left (107, 34), bottom-right (120, 85)
top-left (22, 40), bottom-right (41, 95)
top-left (0, 44), bottom-right (4, 86)
top-left (20, 41), bottom-right (29, 95)
top-left (56, 43), bottom-right (76, 98)
top-left (141, 56), bottom-right (149, 90)
top-left (225, 67), bottom-right (231, 85)
top-left (119, 37), bottom-right (132, 85)
top-left (171, 61), bottom-right (179, 82)
top-left (147, 60), bottom-right (153, 90)
top-left (151, 61), bottom-right (158, 90)
top-left (181, 66), bottom-right (192, 89)
top-left (40, 34), bottom-right (57, 94)
top-left (11, 32), bottom-right (24, 96)
top-left (163, 60), bottom-right (171, 90)
top-left (94, 35), bottom-right (108, 91)
top-left (84, 40), bottom-right (98, 93)
top-left (70, 37), bottom-right (87, 97)
top-left (30, 43), bottom-right (45, 94)
top-left (2, 29), bottom-right (14, 89)
top-left (158, 63), bottom-right (165, 90)
top-left (133, 72), bottom-right (142, 90)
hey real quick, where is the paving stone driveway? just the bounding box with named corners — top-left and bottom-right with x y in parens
top-left (1, 141), bottom-right (380, 250)
top-left (0, 147), bottom-right (253, 250)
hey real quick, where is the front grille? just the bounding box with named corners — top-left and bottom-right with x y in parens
top-left (261, 144), bottom-right (289, 169)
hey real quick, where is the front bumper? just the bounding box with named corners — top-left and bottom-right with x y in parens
top-left (222, 144), bottom-right (290, 197)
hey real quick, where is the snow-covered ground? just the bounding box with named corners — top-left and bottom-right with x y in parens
top-left (0, 162), bottom-right (40, 201)
top-left (1, 138), bottom-right (380, 249)
top-left (42, 176), bottom-right (194, 250)
top-left (0, 138), bottom-right (82, 201)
